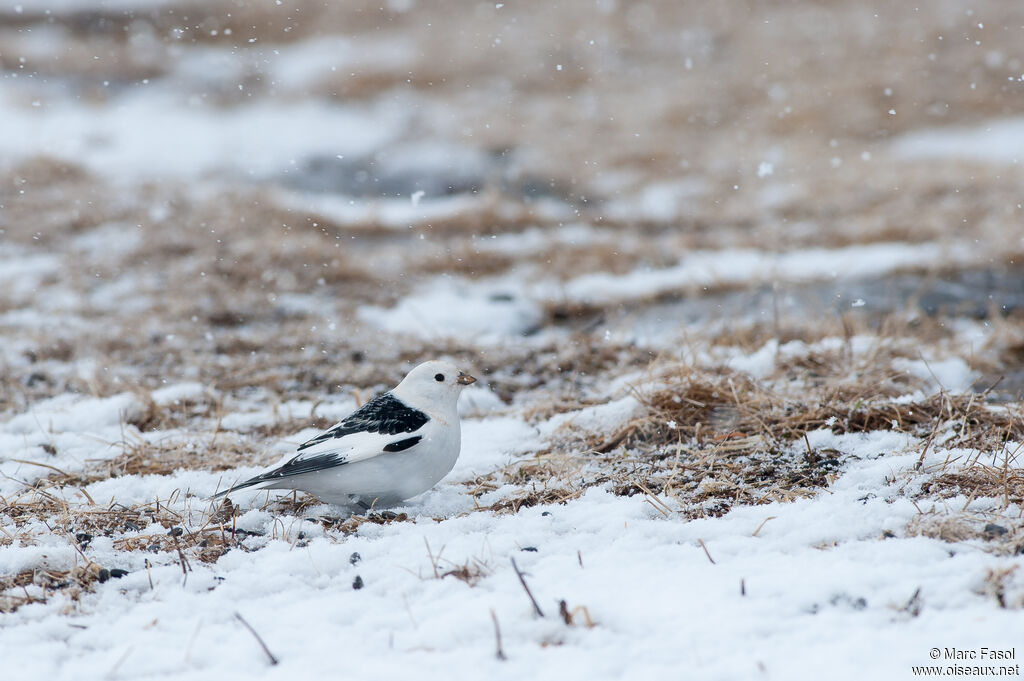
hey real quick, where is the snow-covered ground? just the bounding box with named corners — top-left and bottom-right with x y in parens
top-left (3, 0), bottom-right (1024, 679)
top-left (3, 380), bottom-right (1024, 680)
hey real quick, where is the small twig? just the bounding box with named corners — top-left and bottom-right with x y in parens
top-left (490, 609), bottom-right (506, 661)
top-left (751, 516), bottom-right (777, 537)
top-left (741, 579), bottom-right (746, 596)
top-left (697, 538), bottom-right (716, 564)
top-left (105, 647), bottom-right (133, 680)
top-left (633, 480), bottom-right (672, 516)
top-left (77, 487), bottom-right (96, 505)
top-left (594, 428), bottom-right (631, 454)
top-left (577, 550), bottom-right (583, 568)
top-left (570, 605), bottom-right (595, 628)
top-left (510, 557), bottom-right (544, 617)
top-left (171, 532), bottom-right (192, 586)
top-left (8, 459), bottom-right (71, 477)
top-left (900, 587), bottom-right (923, 617)
top-left (558, 600), bottom-right (596, 628)
top-left (183, 619), bottom-right (203, 664)
top-left (424, 537), bottom-right (440, 579)
top-left (914, 416), bottom-right (942, 471)
top-left (235, 612), bottom-right (279, 666)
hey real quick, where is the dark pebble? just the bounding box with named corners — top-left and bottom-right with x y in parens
top-left (124, 521), bottom-right (141, 532)
top-left (76, 532), bottom-right (94, 546)
top-left (97, 568), bottom-right (110, 583)
top-left (380, 511), bottom-right (398, 520)
top-left (168, 527), bottom-right (184, 537)
top-left (297, 532), bottom-right (306, 540)
top-left (541, 512), bottom-right (551, 517)
top-left (110, 569), bottom-right (128, 579)
top-left (520, 546), bottom-right (538, 552)
top-left (231, 528), bottom-right (264, 537)
top-left (349, 552), bottom-right (361, 565)
top-left (352, 575), bottom-right (364, 590)
top-left (983, 523), bottom-right (1008, 538)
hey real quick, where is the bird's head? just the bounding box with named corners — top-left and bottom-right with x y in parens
top-left (393, 359), bottom-right (477, 407)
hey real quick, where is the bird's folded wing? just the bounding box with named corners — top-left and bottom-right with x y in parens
top-left (264, 429), bottom-right (425, 479)
top-left (297, 392), bottom-right (429, 452)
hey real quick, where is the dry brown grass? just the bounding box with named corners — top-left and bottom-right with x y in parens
top-left (625, 365), bottom-right (990, 449)
top-left (919, 440), bottom-right (1024, 506)
top-left (462, 346), bottom-right (1024, 521)
top-left (907, 509), bottom-right (1024, 561)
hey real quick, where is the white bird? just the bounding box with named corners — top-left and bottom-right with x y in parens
top-left (213, 360), bottom-right (476, 508)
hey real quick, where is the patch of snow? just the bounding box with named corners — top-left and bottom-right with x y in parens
top-left (219, 398), bottom-right (359, 435)
top-left (539, 395), bottom-right (644, 437)
top-left (0, 543), bottom-right (78, 577)
top-left (0, 393), bottom-right (145, 493)
top-left (275, 190), bottom-right (484, 229)
top-left (725, 338), bottom-right (779, 379)
top-left (474, 224), bottom-right (602, 258)
top-left (0, 92), bottom-right (400, 181)
top-left (560, 242), bottom-right (973, 306)
top-left (600, 178), bottom-right (707, 222)
top-left (0, 248), bottom-right (61, 302)
top-left (261, 35), bottom-right (416, 91)
top-left (358, 279), bottom-right (543, 342)
top-left (218, 410), bottom-right (277, 433)
top-left (458, 385), bottom-right (507, 417)
top-left (891, 118), bottom-right (1024, 164)
top-left (894, 356), bottom-right (979, 394)
top-left (151, 383), bottom-right (208, 406)
top-left (70, 223), bottom-right (143, 258)
top-left (448, 415), bottom-right (541, 479)
top-left (2, 392), bottom-right (143, 435)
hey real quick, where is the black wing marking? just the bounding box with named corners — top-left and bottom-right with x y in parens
top-left (297, 392), bottom-right (429, 452)
top-left (268, 452), bottom-right (349, 478)
top-left (383, 436), bottom-right (422, 452)
top-left (210, 451), bottom-right (351, 497)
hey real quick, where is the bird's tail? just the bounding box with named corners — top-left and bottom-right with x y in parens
top-left (207, 475), bottom-right (274, 502)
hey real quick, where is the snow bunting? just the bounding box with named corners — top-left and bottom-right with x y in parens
top-left (214, 360), bottom-right (476, 507)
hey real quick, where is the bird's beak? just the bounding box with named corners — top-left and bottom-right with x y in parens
top-left (457, 371), bottom-right (477, 385)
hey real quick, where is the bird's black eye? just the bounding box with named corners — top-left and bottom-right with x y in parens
top-left (434, 373), bottom-right (445, 382)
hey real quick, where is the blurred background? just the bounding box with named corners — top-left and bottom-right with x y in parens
top-left (1, 0), bottom-right (1023, 405)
